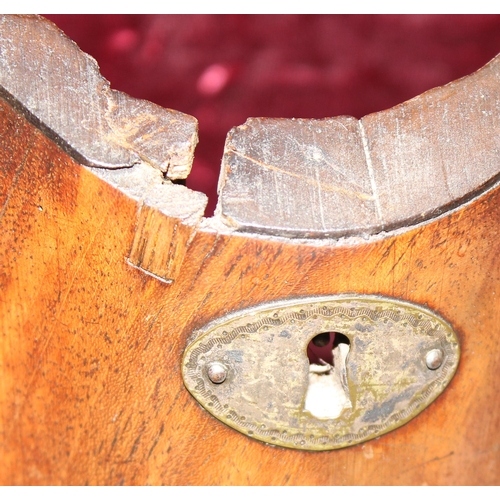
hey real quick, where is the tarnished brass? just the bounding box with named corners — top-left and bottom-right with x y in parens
top-left (182, 295), bottom-right (460, 451)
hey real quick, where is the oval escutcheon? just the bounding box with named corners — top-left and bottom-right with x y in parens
top-left (182, 295), bottom-right (460, 451)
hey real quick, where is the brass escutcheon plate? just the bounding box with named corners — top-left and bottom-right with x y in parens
top-left (182, 295), bottom-right (460, 451)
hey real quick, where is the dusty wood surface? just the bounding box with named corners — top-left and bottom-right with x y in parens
top-left (0, 15), bottom-right (197, 178)
top-left (1, 15), bottom-right (500, 485)
top-left (220, 55), bottom-right (500, 237)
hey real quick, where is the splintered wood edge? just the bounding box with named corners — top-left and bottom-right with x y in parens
top-left (2, 14), bottom-right (500, 252)
top-left (92, 163), bottom-right (206, 282)
top-left (0, 15), bottom-right (198, 179)
top-left (217, 54), bottom-right (500, 239)
top-left (0, 15), bottom-right (207, 283)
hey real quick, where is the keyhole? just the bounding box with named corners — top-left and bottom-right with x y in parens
top-left (304, 332), bottom-right (352, 419)
top-left (307, 331), bottom-right (334, 365)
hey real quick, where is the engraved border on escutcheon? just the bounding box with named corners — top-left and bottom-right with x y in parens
top-left (182, 295), bottom-right (460, 451)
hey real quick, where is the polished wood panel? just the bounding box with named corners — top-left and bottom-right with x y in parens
top-left (1, 92), bottom-right (500, 484)
top-left (1, 15), bottom-right (500, 485)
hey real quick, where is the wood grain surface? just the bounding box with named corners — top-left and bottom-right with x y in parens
top-left (1, 15), bottom-right (500, 485)
top-left (0, 15), bottom-right (198, 178)
top-left (219, 54), bottom-right (500, 237)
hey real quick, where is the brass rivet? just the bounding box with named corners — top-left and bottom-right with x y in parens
top-left (426, 348), bottom-right (444, 370)
top-left (207, 362), bottom-right (228, 384)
